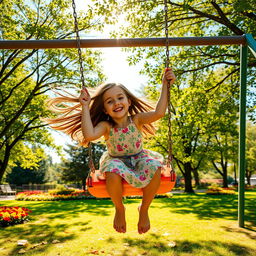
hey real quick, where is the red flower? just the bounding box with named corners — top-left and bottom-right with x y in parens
top-left (122, 128), bottom-right (129, 133)
top-left (112, 168), bottom-right (119, 173)
top-left (117, 145), bottom-right (123, 151)
top-left (139, 175), bottom-right (146, 181)
top-left (135, 139), bottom-right (141, 148)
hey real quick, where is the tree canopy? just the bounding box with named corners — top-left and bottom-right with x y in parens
top-left (0, 0), bottom-right (105, 182)
top-left (60, 143), bottom-right (106, 190)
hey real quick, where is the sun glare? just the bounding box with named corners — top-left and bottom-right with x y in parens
top-left (101, 48), bottom-right (147, 96)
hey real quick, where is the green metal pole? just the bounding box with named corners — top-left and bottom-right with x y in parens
top-left (238, 44), bottom-right (248, 227)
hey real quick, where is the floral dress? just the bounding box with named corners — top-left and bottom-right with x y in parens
top-left (99, 118), bottom-right (164, 188)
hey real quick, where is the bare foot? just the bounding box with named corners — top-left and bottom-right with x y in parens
top-left (137, 205), bottom-right (150, 234)
top-left (114, 206), bottom-right (126, 233)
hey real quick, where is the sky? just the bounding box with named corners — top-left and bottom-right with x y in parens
top-left (101, 48), bottom-right (148, 94)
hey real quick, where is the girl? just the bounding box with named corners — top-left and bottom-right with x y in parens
top-left (46, 68), bottom-right (175, 234)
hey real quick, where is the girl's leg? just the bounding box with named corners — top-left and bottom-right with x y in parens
top-left (105, 172), bottom-right (126, 233)
top-left (138, 168), bottom-right (161, 234)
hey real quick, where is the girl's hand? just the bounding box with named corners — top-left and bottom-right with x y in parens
top-left (79, 87), bottom-right (91, 107)
top-left (162, 68), bottom-right (176, 86)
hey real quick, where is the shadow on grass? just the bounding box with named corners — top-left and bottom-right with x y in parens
top-left (0, 199), bottom-right (114, 255)
top-left (151, 192), bottom-right (255, 226)
top-left (245, 192), bottom-right (256, 228)
top-left (106, 233), bottom-right (254, 256)
top-left (222, 225), bottom-right (256, 240)
top-left (1, 221), bottom-right (79, 255)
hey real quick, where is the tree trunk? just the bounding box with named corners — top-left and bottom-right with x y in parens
top-left (0, 164), bottom-right (5, 183)
top-left (246, 169), bottom-right (251, 185)
top-left (192, 168), bottom-right (200, 187)
top-left (212, 160), bottom-right (229, 188)
top-left (233, 163), bottom-right (237, 181)
top-left (82, 179), bottom-right (86, 191)
top-left (222, 165), bottom-right (228, 188)
top-left (0, 146), bottom-right (11, 182)
top-left (184, 162), bottom-right (194, 193)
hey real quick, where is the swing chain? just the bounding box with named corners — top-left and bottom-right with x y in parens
top-left (164, 0), bottom-right (170, 69)
top-left (88, 143), bottom-right (96, 173)
top-left (71, 0), bottom-right (86, 88)
top-left (164, 0), bottom-right (173, 168)
top-left (71, 0), bottom-right (96, 173)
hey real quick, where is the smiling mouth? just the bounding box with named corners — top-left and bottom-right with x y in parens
top-left (114, 107), bottom-right (123, 112)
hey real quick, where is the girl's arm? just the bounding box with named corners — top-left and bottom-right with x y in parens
top-left (79, 88), bottom-right (109, 141)
top-left (135, 68), bottom-right (176, 126)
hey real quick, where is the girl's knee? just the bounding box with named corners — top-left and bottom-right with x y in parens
top-left (155, 167), bottom-right (162, 178)
top-left (106, 172), bottom-right (122, 183)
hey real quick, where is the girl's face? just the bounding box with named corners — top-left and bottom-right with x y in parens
top-left (102, 86), bottom-right (131, 119)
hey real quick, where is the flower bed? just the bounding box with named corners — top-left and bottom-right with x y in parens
top-left (206, 186), bottom-right (236, 195)
top-left (16, 189), bottom-right (91, 201)
top-left (0, 206), bottom-right (32, 227)
top-left (245, 185), bottom-right (256, 191)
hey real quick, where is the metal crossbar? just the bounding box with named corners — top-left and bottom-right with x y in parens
top-left (0, 36), bottom-right (246, 49)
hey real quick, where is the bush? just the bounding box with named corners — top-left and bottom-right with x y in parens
top-left (48, 184), bottom-right (76, 195)
top-left (16, 189), bottom-right (90, 201)
top-left (206, 184), bottom-right (236, 195)
top-left (0, 206), bottom-right (32, 227)
top-left (245, 185), bottom-right (256, 191)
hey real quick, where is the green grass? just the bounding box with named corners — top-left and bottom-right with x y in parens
top-left (0, 192), bottom-right (255, 256)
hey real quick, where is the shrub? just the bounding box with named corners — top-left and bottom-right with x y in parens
top-left (48, 184), bottom-right (75, 195)
top-left (0, 206), bottom-right (32, 227)
top-left (245, 185), bottom-right (256, 191)
top-left (206, 185), bottom-right (236, 195)
top-left (16, 189), bottom-right (90, 201)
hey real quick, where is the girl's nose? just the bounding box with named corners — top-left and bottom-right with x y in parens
top-left (113, 100), bottom-right (119, 106)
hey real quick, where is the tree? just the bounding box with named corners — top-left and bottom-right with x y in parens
top-left (6, 158), bottom-right (49, 185)
top-left (246, 122), bottom-right (256, 185)
top-left (60, 143), bottom-right (106, 190)
top-left (210, 133), bottom-right (238, 187)
top-left (144, 64), bottom-right (240, 191)
top-left (0, 0), bottom-right (105, 182)
top-left (93, 0), bottom-right (255, 192)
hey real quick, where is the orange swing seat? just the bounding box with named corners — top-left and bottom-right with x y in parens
top-left (87, 167), bottom-right (176, 198)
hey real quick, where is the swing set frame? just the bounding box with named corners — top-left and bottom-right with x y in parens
top-left (1, 33), bottom-right (255, 229)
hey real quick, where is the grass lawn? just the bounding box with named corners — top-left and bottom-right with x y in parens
top-left (0, 192), bottom-right (255, 256)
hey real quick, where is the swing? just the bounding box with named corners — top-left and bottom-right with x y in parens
top-left (72, 0), bottom-right (176, 198)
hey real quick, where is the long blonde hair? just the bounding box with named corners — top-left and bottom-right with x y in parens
top-left (45, 83), bottom-right (156, 146)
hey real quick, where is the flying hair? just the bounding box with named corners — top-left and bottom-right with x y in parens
top-left (45, 83), bottom-right (156, 146)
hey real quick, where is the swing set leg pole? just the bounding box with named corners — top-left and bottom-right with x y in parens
top-left (238, 44), bottom-right (247, 228)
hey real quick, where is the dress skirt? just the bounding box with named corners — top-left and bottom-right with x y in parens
top-left (99, 149), bottom-right (164, 188)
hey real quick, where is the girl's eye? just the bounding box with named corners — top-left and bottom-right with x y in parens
top-left (107, 100), bottom-right (112, 104)
top-left (118, 97), bottom-right (124, 100)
